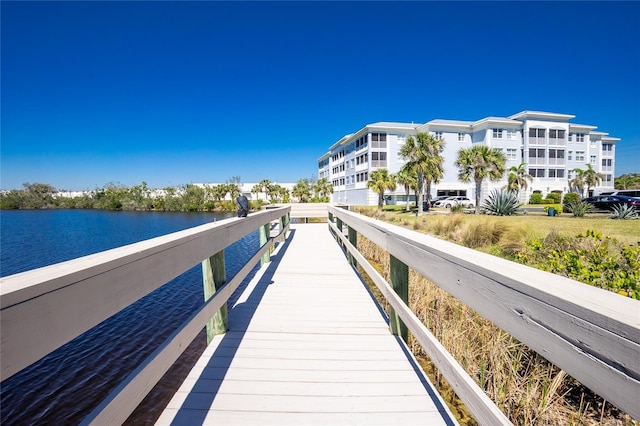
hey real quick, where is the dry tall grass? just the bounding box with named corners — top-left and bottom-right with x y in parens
top-left (352, 209), bottom-right (638, 425)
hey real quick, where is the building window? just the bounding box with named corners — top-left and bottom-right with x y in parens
top-left (529, 128), bottom-right (546, 138)
top-left (506, 129), bottom-right (518, 140)
top-left (602, 143), bottom-right (613, 152)
top-left (605, 174), bottom-right (613, 183)
top-left (529, 168), bottom-right (545, 178)
top-left (506, 148), bottom-right (517, 160)
top-left (602, 159), bottom-right (612, 167)
top-left (590, 155), bottom-right (596, 165)
top-left (567, 151), bottom-right (573, 161)
top-left (548, 169), bottom-right (565, 178)
top-left (371, 152), bottom-right (387, 167)
top-left (371, 133), bottom-right (386, 142)
top-left (549, 129), bottom-right (566, 139)
top-left (371, 133), bottom-right (387, 149)
top-left (548, 149), bottom-right (564, 165)
top-left (492, 128), bottom-right (503, 139)
top-left (528, 148), bottom-right (545, 157)
top-left (434, 131), bottom-right (443, 140)
top-left (574, 133), bottom-right (585, 143)
top-left (576, 151), bottom-right (585, 162)
top-left (458, 132), bottom-right (465, 142)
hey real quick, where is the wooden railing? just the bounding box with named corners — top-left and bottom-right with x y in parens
top-left (327, 206), bottom-right (640, 424)
top-left (0, 207), bottom-right (291, 425)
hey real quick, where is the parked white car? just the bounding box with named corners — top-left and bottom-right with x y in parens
top-left (433, 196), bottom-right (474, 208)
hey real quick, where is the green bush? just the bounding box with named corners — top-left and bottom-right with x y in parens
top-left (450, 203), bottom-right (466, 214)
top-left (565, 201), bottom-right (593, 217)
top-left (529, 193), bottom-right (542, 204)
top-left (563, 193), bottom-right (581, 211)
top-left (541, 198), bottom-right (554, 204)
top-left (482, 189), bottom-right (522, 216)
top-left (547, 192), bottom-right (562, 203)
top-left (516, 230), bottom-right (639, 299)
top-left (610, 204), bottom-right (639, 220)
top-left (543, 204), bottom-right (562, 216)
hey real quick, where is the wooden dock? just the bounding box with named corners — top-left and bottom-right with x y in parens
top-left (155, 223), bottom-right (456, 425)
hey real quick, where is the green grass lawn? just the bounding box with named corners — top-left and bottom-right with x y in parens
top-left (367, 205), bottom-right (640, 246)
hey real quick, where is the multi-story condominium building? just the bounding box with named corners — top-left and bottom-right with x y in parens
top-left (318, 111), bottom-right (618, 206)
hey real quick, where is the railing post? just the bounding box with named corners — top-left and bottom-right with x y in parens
top-left (279, 214), bottom-right (286, 243)
top-left (389, 254), bottom-right (409, 342)
top-left (348, 226), bottom-right (357, 267)
top-left (286, 212), bottom-right (290, 237)
top-left (336, 218), bottom-right (343, 244)
top-left (201, 250), bottom-right (227, 343)
top-left (260, 222), bottom-right (271, 266)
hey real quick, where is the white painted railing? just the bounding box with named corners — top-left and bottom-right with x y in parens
top-left (0, 207), bottom-right (290, 425)
top-left (327, 206), bottom-right (640, 423)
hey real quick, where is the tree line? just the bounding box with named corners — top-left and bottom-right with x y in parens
top-left (0, 178), bottom-right (334, 211)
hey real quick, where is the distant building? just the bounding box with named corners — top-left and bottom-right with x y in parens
top-left (318, 111), bottom-right (618, 206)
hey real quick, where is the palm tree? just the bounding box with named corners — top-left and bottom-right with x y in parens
top-left (396, 164), bottom-right (418, 212)
top-left (292, 179), bottom-right (311, 203)
top-left (569, 168), bottom-right (586, 197)
top-left (314, 177), bottom-right (334, 200)
top-left (399, 132), bottom-right (445, 216)
top-left (455, 145), bottom-right (507, 214)
top-left (582, 164), bottom-right (605, 197)
top-left (615, 173), bottom-right (640, 190)
top-left (367, 168), bottom-right (397, 212)
top-left (251, 184), bottom-right (263, 201)
top-left (506, 162), bottom-right (533, 202)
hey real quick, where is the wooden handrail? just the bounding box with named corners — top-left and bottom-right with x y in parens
top-left (0, 207), bottom-right (290, 383)
top-left (327, 206), bottom-right (640, 421)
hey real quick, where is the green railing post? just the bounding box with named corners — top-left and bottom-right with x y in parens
top-left (260, 222), bottom-right (271, 266)
top-left (389, 254), bottom-right (409, 342)
top-left (279, 214), bottom-right (286, 243)
top-left (201, 250), bottom-right (227, 343)
top-left (336, 218), bottom-right (343, 244)
top-left (348, 226), bottom-right (357, 267)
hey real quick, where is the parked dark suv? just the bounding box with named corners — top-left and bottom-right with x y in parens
top-left (582, 195), bottom-right (640, 212)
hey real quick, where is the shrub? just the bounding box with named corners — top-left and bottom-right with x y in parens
top-left (482, 189), bottom-right (521, 216)
top-left (450, 203), bottom-right (465, 214)
top-left (610, 204), bottom-right (639, 220)
top-left (543, 204), bottom-right (562, 216)
top-left (562, 192), bottom-right (581, 212)
top-left (546, 192), bottom-right (562, 203)
top-left (529, 193), bottom-right (542, 204)
top-left (517, 230), bottom-right (639, 299)
top-left (563, 192), bottom-right (580, 205)
top-left (565, 201), bottom-right (593, 217)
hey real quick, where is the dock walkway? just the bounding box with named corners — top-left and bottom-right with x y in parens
top-left (156, 223), bottom-right (456, 425)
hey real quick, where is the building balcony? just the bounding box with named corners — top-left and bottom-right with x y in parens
top-left (547, 158), bottom-right (565, 166)
top-left (528, 137), bottom-right (546, 145)
top-left (528, 158), bottom-right (546, 165)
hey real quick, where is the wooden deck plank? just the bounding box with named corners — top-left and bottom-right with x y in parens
top-left (156, 223), bottom-right (457, 425)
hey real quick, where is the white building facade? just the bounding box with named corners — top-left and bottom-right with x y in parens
top-left (318, 111), bottom-right (618, 206)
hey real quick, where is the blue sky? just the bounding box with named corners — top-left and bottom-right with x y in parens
top-left (2, 1), bottom-right (639, 191)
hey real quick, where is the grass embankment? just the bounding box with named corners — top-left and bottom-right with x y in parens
top-left (353, 206), bottom-right (639, 426)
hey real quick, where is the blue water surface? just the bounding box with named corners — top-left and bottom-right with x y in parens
top-left (0, 210), bottom-right (259, 425)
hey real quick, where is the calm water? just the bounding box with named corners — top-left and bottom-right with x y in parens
top-left (0, 210), bottom-right (260, 425)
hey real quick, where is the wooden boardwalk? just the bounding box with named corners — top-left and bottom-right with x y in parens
top-left (156, 223), bottom-right (456, 425)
